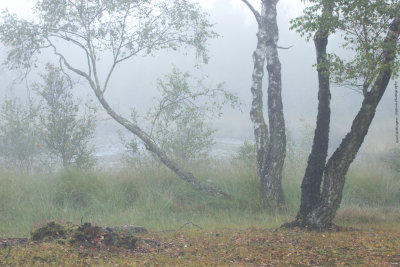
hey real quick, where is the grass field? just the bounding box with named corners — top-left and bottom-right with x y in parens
top-left (0, 155), bottom-right (399, 236)
top-left (0, 154), bottom-right (399, 265)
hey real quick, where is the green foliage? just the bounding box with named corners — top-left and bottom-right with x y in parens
top-left (0, 66), bottom-right (96, 172)
top-left (132, 68), bottom-right (239, 167)
top-left (290, 0), bottom-right (338, 40)
top-left (233, 141), bottom-right (256, 166)
top-left (292, 0), bottom-right (400, 93)
top-left (0, 97), bottom-right (46, 173)
top-left (0, 0), bottom-right (222, 184)
top-left (0, 0), bottom-right (217, 73)
top-left (34, 64), bottom-right (97, 170)
top-left (120, 68), bottom-right (240, 168)
top-left (0, 0), bottom-right (226, 196)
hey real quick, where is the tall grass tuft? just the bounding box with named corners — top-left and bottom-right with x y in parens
top-left (342, 159), bottom-right (400, 207)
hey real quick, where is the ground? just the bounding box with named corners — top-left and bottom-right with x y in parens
top-left (1, 226), bottom-right (399, 266)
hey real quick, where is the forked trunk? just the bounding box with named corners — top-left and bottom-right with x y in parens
top-left (305, 17), bottom-right (400, 227)
top-left (261, 0), bottom-right (286, 206)
top-left (292, 15), bottom-right (400, 228)
top-left (247, 0), bottom-right (286, 207)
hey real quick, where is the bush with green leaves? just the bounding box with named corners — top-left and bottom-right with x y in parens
top-left (233, 141), bottom-right (256, 167)
top-left (0, 97), bottom-right (45, 173)
top-left (34, 64), bottom-right (97, 170)
top-left (150, 69), bottom-right (238, 166)
top-left (121, 68), bottom-right (239, 168)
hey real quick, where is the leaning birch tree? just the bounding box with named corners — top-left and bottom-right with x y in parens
top-left (240, 0), bottom-right (286, 206)
top-left (0, 0), bottom-right (227, 196)
top-left (286, 0), bottom-right (400, 228)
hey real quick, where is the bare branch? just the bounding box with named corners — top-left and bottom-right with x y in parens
top-left (103, 62), bottom-right (117, 94)
top-left (47, 39), bottom-right (97, 93)
top-left (104, 9), bottom-right (130, 94)
top-left (277, 45), bottom-right (294, 50)
top-left (86, 34), bottom-right (102, 93)
top-left (49, 33), bottom-right (93, 78)
top-left (178, 221), bottom-right (203, 230)
top-left (240, 0), bottom-right (261, 26)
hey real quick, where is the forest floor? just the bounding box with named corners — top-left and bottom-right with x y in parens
top-left (1, 225), bottom-right (399, 266)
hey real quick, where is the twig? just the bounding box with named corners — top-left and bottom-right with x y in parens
top-left (277, 45), bottom-right (294, 50)
top-left (178, 221), bottom-right (203, 231)
top-left (2, 242), bottom-right (11, 262)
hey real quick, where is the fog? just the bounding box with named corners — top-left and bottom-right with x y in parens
top-left (0, 0), bottom-right (397, 161)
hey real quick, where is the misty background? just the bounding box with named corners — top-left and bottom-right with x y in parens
top-left (0, 0), bottom-right (397, 166)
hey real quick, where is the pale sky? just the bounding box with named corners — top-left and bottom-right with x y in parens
top-left (0, 0), bottom-right (35, 16)
top-left (0, 0), bottom-right (304, 21)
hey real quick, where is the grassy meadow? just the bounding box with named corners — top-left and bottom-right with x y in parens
top-left (0, 152), bottom-right (399, 266)
top-left (0, 152), bottom-right (399, 238)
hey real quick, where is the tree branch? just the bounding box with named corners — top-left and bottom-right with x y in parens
top-left (49, 33), bottom-right (93, 78)
top-left (240, 0), bottom-right (261, 26)
top-left (47, 40), bottom-right (97, 93)
top-left (277, 45), bottom-right (294, 50)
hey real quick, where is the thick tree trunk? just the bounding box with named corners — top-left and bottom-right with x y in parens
top-left (297, 4), bottom-right (333, 221)
top-left (93, 90), bottom-right (229, 197)
top-left (249, 4), bottom-right (271, 204)
top-left (304, 16), bottom-right (400, 227)
top-left (261, 0), bottom-right (286, 206)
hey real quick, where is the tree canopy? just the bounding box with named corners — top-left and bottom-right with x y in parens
top-left (0, 0), bottom-right (229, 196)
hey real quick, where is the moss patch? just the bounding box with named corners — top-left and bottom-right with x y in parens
top-left (30, 222), bottom-right (137, 249)
top-left (31, 222), bottom-right (66, 241)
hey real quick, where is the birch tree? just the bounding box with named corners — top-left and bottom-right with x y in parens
top-left (0, 0), bottom-right (227, 196)
top-left (286, 0), bottom-right (400, 228)
top-left (240, 0), bottom-right (286, 207)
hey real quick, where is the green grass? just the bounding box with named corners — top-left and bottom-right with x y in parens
top-left (0, 156), bottom-right (399, 238)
